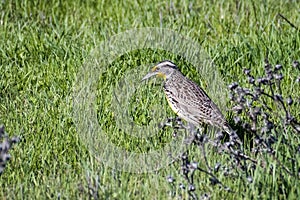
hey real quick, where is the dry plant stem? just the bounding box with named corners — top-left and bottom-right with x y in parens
top-left (277, 13), bottom-right (299, 30)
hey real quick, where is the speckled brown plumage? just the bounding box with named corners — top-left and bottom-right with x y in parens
top-left (163, 67), bottom-right (232, 134)
top-left (142, 60), bottom-right (237, 138)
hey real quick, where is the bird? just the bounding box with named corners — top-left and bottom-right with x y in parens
top-left (142, 60), bottom-right (241, 143)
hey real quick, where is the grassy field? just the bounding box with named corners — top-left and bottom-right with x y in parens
top-left (1, 0), bottom-right (300, 199)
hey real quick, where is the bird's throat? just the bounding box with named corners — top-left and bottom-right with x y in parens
top-left (157, 72), bottom-right (167, 80)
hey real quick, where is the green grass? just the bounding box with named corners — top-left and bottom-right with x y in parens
top-left (1, 0), bottom-right (300, 199)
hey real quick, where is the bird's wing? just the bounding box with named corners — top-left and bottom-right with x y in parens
top-left (175, 79), bottom-right (226, 124)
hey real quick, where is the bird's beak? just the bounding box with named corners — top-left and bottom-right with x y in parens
top-left (141, 71), bottom-right (157, 81)
top-left (142, 66), bottom-right (159, 81)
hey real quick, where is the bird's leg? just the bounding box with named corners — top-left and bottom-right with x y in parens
top-left (184, 122), bottom-right (198, 144)
top-left (189, 124), bottom-right (212, 172)
top-left (184, 123), bottom-right (212, 171)
top-left (188, 122), bottom-right (197, 134)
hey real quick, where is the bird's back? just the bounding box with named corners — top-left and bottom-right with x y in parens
top-left (163, 70), bottom-right (230, 131)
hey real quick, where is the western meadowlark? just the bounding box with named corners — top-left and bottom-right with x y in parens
top-left (142, 60), bottom-right (241, 143)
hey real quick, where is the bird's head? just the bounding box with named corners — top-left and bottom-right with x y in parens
top-left (142, 60), bottom-right (178, 81)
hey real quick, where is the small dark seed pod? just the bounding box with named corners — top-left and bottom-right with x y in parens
top-left (228, 82), bottom-right (239, 90)
top-left (274, 64), bottom-right (282, 71)
top-left (274, 73), bottom-right (284, 80)
top-left (243, 68), bottom-right (251, 75)
top-left (287, 97), bottom-right (293, 105)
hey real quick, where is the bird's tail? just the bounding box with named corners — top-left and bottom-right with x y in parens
top-left (223, 122), bottom-right (242, 145)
